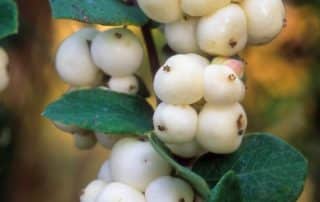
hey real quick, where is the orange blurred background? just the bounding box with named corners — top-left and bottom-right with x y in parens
top-left (0, 0), bottom-right (319, 201)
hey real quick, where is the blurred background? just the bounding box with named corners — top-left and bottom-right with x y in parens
top-left (0, 0), bottom-right (319, 201)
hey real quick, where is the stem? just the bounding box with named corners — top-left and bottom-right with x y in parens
top-left (141, 24), bottom-right (161, 104)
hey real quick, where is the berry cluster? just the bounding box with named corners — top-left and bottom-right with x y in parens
top-left (0, 47), bottom-right (10, 92)
top-left (81, 138), bottom-right (194, 202)
top-left (138, 0), bottom-right (286, 55)
top-left (54, 27), bottom-right (144, 149)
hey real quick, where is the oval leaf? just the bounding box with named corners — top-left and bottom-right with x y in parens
top-left (49, 0), bottom-right (149, 26)
top-left (209, 171), bottom-right (242, 202)
top-left (0, 0), bottom-right (18, 39)
top-left (192, 133), bottom-right (308, 202)
top-left (42, 88), bottom-right (154, 136)
top-left (148, 133), bottom-right (211, 199)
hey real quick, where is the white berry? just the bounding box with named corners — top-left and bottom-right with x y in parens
top-left (204, 64), bottom-right (245, 104)
top-left (137, 0), bottom-right (182, 23)
top-left (154, 54), bottom-right (205, 105)
top-left (181, 0), bottom-right (231, 17)
top-left (110, 138), bottom-right (172, 191)
top-left (0, 48), bottom-right (9, 92)
top-left (74, 133), bottom-right (97, 150)
top-left (80, 180), bottom-right (107, 202)
top-left (55, 28), bottom-right (102, 87)
top-left (212, 57), bottom-right (245, 78)
top-left (153, 103), bottom-right (198, 144)
top-left (95, 132), bottom-right (121, 149)
top-left (97, 160), bottom-right (113, 183)
top-left (197, 4), bottom-right (247, 56)
top-left (145, 176), bottom-right (194, 202)
top-left (167, 139), bottom-right (206, 158)
top-left (242, 0), bottom-right (286, 45)
top-left (197, 103), bottom-right (247, 154)
top-left (186, 54), bottom-right (210, 67)
top-left (108, 75), bottom-right (139, 94)
top-left (96, 182), bottom-right (145, 202)
top-left (91, 28), bottom-right (143, 77)
top-left (164, 17), bottom-right (200, 53)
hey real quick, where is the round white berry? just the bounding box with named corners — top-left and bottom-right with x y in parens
top-left (153, 103), bottom-right (198, 144)
top-left (167, 139), bottom-right (206, 158)
top-left (80, 180), bottom-right (107, 202)
top-left (145, 176), bottom-right (194, 202)
top-left (91, 28), bottom-right (143, 77)
top-left (186, 54), bottom-right (210, 67)
top-left (95, 132), bottom-right (121, 149)
top-left (242, 0), bottom-right (285, 45)
top-left (97, 160), bottom-right (113, 183)
top-left (110, 138), bottom-right (172, 191)
top-left (181, 0), bottom-right (231, 17)
top-left (137, 0), bottom-right (182, 23)
top-left (74, 133), bottom-right (97, 150)
top-left (108, 75), bottom-right (139, 95)
top-left (0, 48), bottom-right (9, 92)
top-left (55, 28), bottom-right (102, 87)
top-left (164, 17), bottom-right (200, 53)
top-left (212, 57), bottom-right (245, 78)
top-left (197, 4), bottom-right (247, 56)
top-left (196, 103), bottom-right (247, 154)
top-left (204, 64), bottom-right (245, 104)
top-left (153, 54), bottom-right (205, 105)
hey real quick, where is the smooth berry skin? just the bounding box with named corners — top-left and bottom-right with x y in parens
top-left (154, 54), bottom-right (205, 105)
top-left (197, 103), bottom-right (247, 154)
top-left (80, 180), bottom-right (107, 202)
top-left (55, 28), bottom-right (102, 87)
top-left (108, 75), bottom-right (139, 95)
top-left (197, 4), bottom-right (247, 56)
top-left (153, 103), bottom-right (198, 144)
top-left (91, 28), bottom-right (144, 77)
top-left (96, 182), bottom-right (145, 202)
top-left (110, 138), bottom-right (172, 192)
top-left (95, 132), bottom-right (121, 149)
top-left (137, 0), bottom-right (182, 23)
top-left (165, 17), bottom-right (200, 54)
top-left (97, 160), bottom-right (113, 183)
top-left (242, 0), bottom-right (286, 45)
top-left (203, 64), bottom-right (245, 105)
top-left (145, 176), bottom-right (194, 202)
top-left (181, 0), bottom-right (231, 17)
top-left (167, 139), bottom-right (206, 158)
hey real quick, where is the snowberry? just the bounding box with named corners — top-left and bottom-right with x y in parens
top-left (96, 182), bottom-right (145, 202)
top-left (0, 48), bottom-right (9, 92)
top-left (197, 4), bottom-right (247, 56)
top-left (137, 0), bottom-right (182, 23)
top-left (164, 17), bottom-right (200, 54)
top-left (186, 54), bottom-right (210, 67)
top-left (95, 132), bottom-right (121, 149)
top-left (145, 176), bottom-right (194, 202)
top-left (80, 180), bottom-right (107, 202)
top-left (181, 0), bottom-right (231, 17)
top-left (97, 160), bottom-right (113, 183)
top-left (196, 103), bottom-right (247, 154)
top-left (242, 0), bottom-right (286, 45)
top-left (74, 133), bottom-right (97, 150)
top-left (55, 28), bottom-right (102, 87)
top-left (212, 56), bottom-right (245, 78)
top-left (154, 54), bottom-right (205, 105)
top-left (167, 139), bottom-right (206, 158)
top-left (153, 103), bottom-right (198, 144)
top-left (91, 28), bottom-right (143, 77)
top-left (108, 75), bottom-right (139, 95)
top-left (110, 138), bottom-right (172, 191)
top-left (204, 65), bottom-right (245, 104)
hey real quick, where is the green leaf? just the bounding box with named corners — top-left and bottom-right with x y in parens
top-left (209, 171), bottom-right (242, 202)
top-left (42, 88), bottom-right (154, 136)
top-left (49, 0), bottom-right (149, 26)
top-left (193, 133), bottom-right (308, 202)
top-left (0, 0), bottom-right (18, 39)
top-left (148, 133), bottom-right (211, 199)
